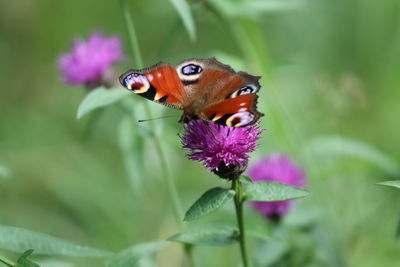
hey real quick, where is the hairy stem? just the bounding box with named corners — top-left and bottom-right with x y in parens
top-left (232, 178), bottom-right (250, 267)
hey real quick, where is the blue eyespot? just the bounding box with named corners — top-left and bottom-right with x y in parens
top-left (182, 64), bottom-right (202, 75)
top-left (237, 86), bottom-right (254, 96)
top-left (229, 85), bottom-right (256, 98)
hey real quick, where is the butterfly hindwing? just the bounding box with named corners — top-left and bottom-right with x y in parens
top-left (119, 63), bottom-right (184, 109)
top-left (200, 94), bottom-right (263, 127)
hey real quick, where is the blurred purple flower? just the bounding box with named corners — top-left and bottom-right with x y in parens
top-left (248, 154), bottom-right (306, 219)
top-left (58, 33), bottom-right (123, 86)
top-left (181, 120), bottom-right (263, 174)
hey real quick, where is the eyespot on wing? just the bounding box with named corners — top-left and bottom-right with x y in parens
top-left (120, 72), bottom-right (150, 93)
top-left (202, 94), bottom-right (263, 127)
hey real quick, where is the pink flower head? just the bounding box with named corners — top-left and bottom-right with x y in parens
top-left (181, 120), bottom-right (263, 173)
top-left (58, 33), bottom-right (123, 85)
top-left (248, 154), bottom-right (306, 219)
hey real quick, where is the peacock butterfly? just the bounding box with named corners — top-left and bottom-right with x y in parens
top-left (119, 57), bottom-right (263, 127)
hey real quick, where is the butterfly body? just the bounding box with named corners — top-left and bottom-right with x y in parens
top-left (119, 58), bottom-right (263, 127)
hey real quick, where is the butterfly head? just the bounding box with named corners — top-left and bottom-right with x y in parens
top-left (179, 113), bottom-right (199, 125)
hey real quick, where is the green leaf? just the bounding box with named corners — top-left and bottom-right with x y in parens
top-left (239, 175), bottom-right (253, 184)
top-left (169, 0), bottom-right (196, 41)
top-left (244, 181), bottom-right (309, 202)
top-left (118, 116), bottom-right (145, 193)
top-left (16, 250), bottom-right (40, 267)
top-left (210, 0), bottom-right (302, 19)
top-left (0, 225), bottom-right (113, 258)
top-left (376, 180), bottom-right (400, 189)
top-left (247, 0), bottom-right (303, 11)
top-left (307, 136), bottom-right (400, 176)
top-left (168, 225), bottom-right (238, 246)
top-left (105, 241), bottom-right (166, 267)
top-left (184, 187), bottom-right (235, 221)
top-left (76, 87), bottom-right (130, 119)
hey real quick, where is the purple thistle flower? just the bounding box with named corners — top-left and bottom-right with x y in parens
top-left (58, 33), bottom-right (123, 86)
top-left (248, 154), bottom-right (306, 219)
top-left (181, 120), bottom-right (263, 177)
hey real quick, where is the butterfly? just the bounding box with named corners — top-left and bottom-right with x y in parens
top-left (119, 57), bottom-right (263, 127)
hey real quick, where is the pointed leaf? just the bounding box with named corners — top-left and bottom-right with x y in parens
top-left (77, 87), bottom-right (130, 119)
top-left (169, 0), bottom-right (196, 41)
top-left (184, 187), bottom-right (235, 221)
top-left (244, 181), bottom-right (309, 202)
top-left (376, 180), bottom-right (400, 189)
top-left (16, 250), bottom-right (40, 267)
top-left (17, 249), bottom-right (34, 261)
top-left (211, 0), bottom-right (302, 19)
top-left (168, 225), bottom-right (238, 246)
top-left (105, 241), bottom-right (166, 267)
top-left (247, 0), bottom-right (303, 11)
top-left (0, 225), bottom-right (113, 258)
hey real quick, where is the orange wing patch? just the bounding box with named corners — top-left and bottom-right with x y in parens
top-left (119, 64), bottom-right (184, 109)
top-left (202, 94), bottom-right (263, 127)
top-left (144, 65), bottom-right (184, 104)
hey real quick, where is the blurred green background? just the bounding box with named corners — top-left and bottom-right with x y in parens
top-left (1, 0), bottom-right (400, 266)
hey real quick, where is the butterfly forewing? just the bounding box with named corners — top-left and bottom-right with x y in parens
top-left (119, 63), bottom-right (184, 109)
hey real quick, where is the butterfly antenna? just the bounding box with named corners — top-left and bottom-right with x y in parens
top-left (138, 114), bottom-right (179, 123)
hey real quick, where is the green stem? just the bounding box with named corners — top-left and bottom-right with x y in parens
top-left (0, 254), bottom-right (15, 267)
top-left (120, 0), bottom-right (143, 68)
top-left (232, 178), bottom-right (250, 267)
top-left (184, 244), bottom-right (195, 267)
top-left (119, 0), bottom-right (184, 227)
top-left (144, 101), bottom-right (184, 224)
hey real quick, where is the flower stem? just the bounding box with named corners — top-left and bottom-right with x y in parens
top-left (119, 0), bottom-right (184, 226)
top-left (120, 0), bottom-right (143, 68)
top-left (146, 101), bottom-right (184, 224)
top-left (0, 254), bottom-right (15, 267)
top-left (232, 178), bottom-right (250, 267)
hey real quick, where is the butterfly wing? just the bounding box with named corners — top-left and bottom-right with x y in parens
top-left (175, 58), bottom-right (263, 127)
top-left (119, 63), bottom-right (184, 109)
top-left (201, 94), bottom-right (263, 127)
